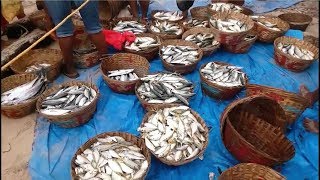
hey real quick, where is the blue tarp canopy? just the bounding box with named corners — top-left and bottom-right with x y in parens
top-left (29, 29), bottom-right (319, 180)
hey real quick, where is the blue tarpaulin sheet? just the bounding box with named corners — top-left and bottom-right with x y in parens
top-left (29, 30), bottom-right (319, 180)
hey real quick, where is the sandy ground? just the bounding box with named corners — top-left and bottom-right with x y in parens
top-left (1, 1), bottom-right (319, 180)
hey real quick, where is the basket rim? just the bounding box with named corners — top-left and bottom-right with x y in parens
top-left (70, 131), bottom-right (151, 179)
top-left (255, 16), bottom-right (290, 33)
top-left (278, 13), bottom-right (313, 25)
top-left (36, 81), bottom-right (100, 119)
top-left (274, 36), bottom-right (319, 62)
top-left (199, 61), bottom-right (248, 89)
top-left (139, 106), bottom-right (209, 166)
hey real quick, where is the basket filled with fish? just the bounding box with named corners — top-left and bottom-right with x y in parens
top-left (274, 36), bottom-right (319, 72)
top-left (112, 17), bottom-right (147, 34)
top-left (101, 53), bottom-right (150, 94)
top-left (151, 10), bottom-right (185, 23)
top-left (135, 72), bottom-right (195, 111)
top-left (182, 27), bottom-right (220, 56)
top-left (219, 163), bottom-right (285, 180)
top-left (10, 49), bottom-right (62, 82)
top-left (200, 62), bottom-right (248, 100)
top-left (222, 32), bottom-right (257, 53)
top-left (255, 16), bottom-right (289, 43)
top-left (1, 74), bottom-right (47, 119)
top-left (220, 95), bottom-right (295, 166)
top-left (148, 20), bottom-right (184, 40)
top-left (138, 105), bottom-right (209, 166)
top-left (36, 81), bottom-right (99, 128)
top-left (246, 84), bottom-right (310, 125)
top-left (209, 11), bottom-right (254, 45)
top-left (159, 40), bottom-right (203, 74)
top-left (278, 13), bottom-right (312, 31)
top-left (124, 33), bottom-right (162, 61)
top-left (71, 132), bottom-right (151, 180)
top-left (190, 6), bottom-right (209, 21)
top-left (207, 3), bottom-right (253, 16)
top-left (179, 18), bottom-right (209, 31)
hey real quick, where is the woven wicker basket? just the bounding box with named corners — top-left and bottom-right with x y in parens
top-left (71, 131), bottom-right (151, 180)
top-left (73, 50), bottom-right (100, 69)
top-left (179, 18), bottom-right (209, 31)
top-left (29, 10), bottom-right (47, 30)
top-left (159, 39), bottom-right (203, 74)
top-left (304, 35), bottom-right (319, 48)
top-left (1, 74), bottom-right (47, 119)
top-left (255, 16), bottom-right (289, 43)
top-left (278, 13), bottom-right (312, 31)
top-left (222, 32), bottom-right (257, 53)
top-left (200, 62), bottom-right (248, 100)
top-left (209, 11), bottom-right (254, 45)
top-left (151, 10), bottom-right (186, 23)
top-left (246, 84), bottom-right (309, 125)
top-left (190, 6), bottom-right (209, 21)
top-left (148, 21), bottom-right (184, 40)
top-left (182, 27), bottom-right (220, 56)
top-left (220, 95), bottom-right (295, 167)
top-left (140, 105), bottom-right (209, 166)
top-left (101, 53), bottom-right (150, 94)
top-left (10, 49), bottom-right (62, 82)
top-left (112, 17), bottom-right (148, 34)
top-left (135, 72), bottom-right (194, 111)
top-left (219, 163), bottom-right (285, 180)
top-left (207, 3), bottom-right (253, 16)
top-left (36, 81), bottom-right (100, 128)
top-left (124, 33), bottom-right (162, 61)
top-left (274, 36), bottom-right (319, 72)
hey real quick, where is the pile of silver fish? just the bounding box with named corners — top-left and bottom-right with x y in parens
top-left (182, 19), bottom-right (208, 28)
top-left (209, 3), bottom-right (242, 13)
top-left (153, 11), bottom-right (183, 21)
top-left (150, 21), bottom-right (183, 35)
top-left (113, 21), bottom-right (147, 34)
top-left (40, 85), bottom-right (97, 116)
top-left (1, 76), bottom-right (46, 105)
top-left (161, 45), bottom-right (199, 65)
top-left (107, 69), bottom-right (139, 81)
top-left (25, 63), bottom-right (51, 73)
top-left (184, 33), bottom-right (220, 49)
top-left (201, 62), bottom-right (246, 87)
top-left (125, 37), bottom-right (160, 51)
top-left (138, 106), bottom-right (206, 162)
top-left (137, 73), bottom-right (195, 105)
top-left (210, 18), bottom-right (248, 32)
top-left (74, 135), bottom-right (149, 180)
top-left (256, 20), bottom-right (281, 31)
top-left (277, 43), bottom-right (315, 60)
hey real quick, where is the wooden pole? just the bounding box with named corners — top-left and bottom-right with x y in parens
top-left (1, 0), bottom-right (91, 71)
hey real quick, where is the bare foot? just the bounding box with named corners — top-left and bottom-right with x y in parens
top-left (303, 118), bottom-right (319, 134)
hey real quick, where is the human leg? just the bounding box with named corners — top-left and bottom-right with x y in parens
top-left (128, 0), bottom-right (139, 18)
top-left (139, 0), bottom-right (150, 20)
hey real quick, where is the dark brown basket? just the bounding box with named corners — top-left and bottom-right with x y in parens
top-left (112, 17), bottom-right (148, 34)
top-left (190, 6), bottom-right (209, 21)
top-left (274, 36), bottom-right (319, 72)
top-left (1, 74), bottom-right (47, 119)
top-left (101, 53), bottom-right (150, 94)
top-left (182, 27), bottom-right (220, 56)
top-left (36, 81), bottom-right (100, 128)
top-left (159, 39), bottom-right (203, 74)
top-left (222, 32), bottom-right (257, 53)
top-left (209, 11), bottom-right (254, 45)
top-left (255, 16), bottom-right (290, 43)
top-left (71, 131), bottom-right (151, 180)
top-left (10, 49), bottom-right (62, 82)
top-left (151, 10), bottom-right (186, 23)
top-left (220, 95), bottom-right (295, 167)
top-left (219, 163), bottom-right (285, 180)
top-left (140, 106), bottom-right (209, 166)
top-left (124, 33), bottom-right (162, 61)
top-left (179, 18), bottom-right (209, 31)
top-left (29, 10), bottom-right (47, 30)
top-left (207, 3), bottom-right (253, 16)
top-left (278, 13), bottom-right (312, 31)
top-left (246, 84), bottom-right (310, 125)
top-left (135, 72), bottom-right (193, 111)
top-left (200, 61), bottom-right (248, 100)
top-left (148, 21), bottom-right (184, 40)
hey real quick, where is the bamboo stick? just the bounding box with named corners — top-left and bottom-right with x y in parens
top-left (1, 0), bottom-right (91, 71)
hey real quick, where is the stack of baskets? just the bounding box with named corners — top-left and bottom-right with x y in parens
top-left (220, 95), bottom-right (295, 166)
